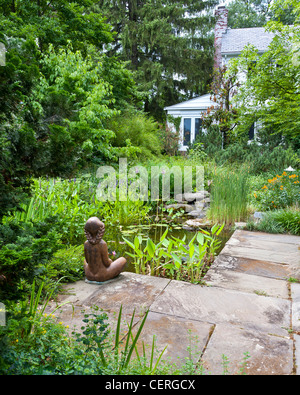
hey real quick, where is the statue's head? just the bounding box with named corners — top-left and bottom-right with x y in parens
top-left (84, 217), bottom-right (105, 244)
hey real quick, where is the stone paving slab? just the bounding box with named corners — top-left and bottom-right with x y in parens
top-left (201, 323), bottom-right (293, 375)
top-left (210, 254), bottom-right (292, 280)
top-left (232, 229), bottom-right (300, 245)
top-left (86, 272), bottom-right (170, 316)
top-left (294, 335), bottom-right (300, 376)
top-left (150, 280), bottom-right (290, 336)
top-left (57, 272), bottom-right (170, 316)
top-left (291, 282), bottom-right (300, 332)
top-left (133, 312), bottom-right (213, 366)
top-left (221, 243), bottom-right (299, 265)
top-left (50, 273), bottom-right (170, 334)
top-left (227, 233), bottom-right (300, 255)
top-left (222, 230), bottom-right (300, 277)
top-left (204, 268), bottom-right (289, 299)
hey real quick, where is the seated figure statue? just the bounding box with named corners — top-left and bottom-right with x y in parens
top-left (83, 217), bottom-right (126, 282)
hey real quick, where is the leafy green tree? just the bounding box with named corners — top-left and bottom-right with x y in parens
top-left (0, 0), bottom-right (140, 217)
top-left (0, 0), bottom-right (113, 53)
top-left (227, 0), bottom-right (296, 28)
top-left (227, 0), bottom-right (272, 28)
top-left (30, 45), bottom-right (120, 173)
top-left (202, 66), bottom-right (240, 148)
top-left (97, 0), bottom-right (219, 120)
top-left (227, 0), bottom-right (300, 140)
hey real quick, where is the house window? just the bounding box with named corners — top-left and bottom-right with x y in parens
top-left (183, 118), bottom-right (191, 146)
top-left (194, 118), bottom-right (202, 141)
top-left (248, 123), bottom-right (255, 140)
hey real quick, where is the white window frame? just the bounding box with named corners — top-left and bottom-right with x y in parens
top-left (181, 116), bottom-right (203, 149)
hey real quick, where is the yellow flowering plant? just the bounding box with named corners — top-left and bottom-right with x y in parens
top-left (253, 170), bottom-right (300, 210)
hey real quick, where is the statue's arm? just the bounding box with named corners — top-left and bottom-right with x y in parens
top-left (84, 242), bottom-right (89, 263)
top-left (101, 241), bottom-right (112, 268)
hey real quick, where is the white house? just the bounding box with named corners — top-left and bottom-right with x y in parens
top-left (164, 94), bottom-right (215, 151)
top-left (165, 5), bottom-right (275, 152)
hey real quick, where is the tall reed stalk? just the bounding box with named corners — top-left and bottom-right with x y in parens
top-left (210, 167), bottom-right (249, 224)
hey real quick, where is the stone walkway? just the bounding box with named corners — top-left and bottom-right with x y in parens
top-left (50, 229), bottom-right (300, 375)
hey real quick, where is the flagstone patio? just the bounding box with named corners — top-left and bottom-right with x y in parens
top-left (49, 229), bottom-right (300, 375)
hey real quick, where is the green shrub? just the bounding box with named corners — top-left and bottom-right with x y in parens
top-left (192, 125), bottom-right (223, 157)
top-left (246, 145), bottom-right (300, 175)
top-left (46, 245), bottom-right (84, 284)
top-left (194, 130), bottom-right (300, 175)
top-left (270, 209), bottom-right (300, 235)
top-left (0, 297), bottom-right (166, 375)
top-left (159, 120), bottom-right (181, 156)
top-left (0, 219), bottom-right (62, 304)
top-left (109, 111), bottom-right (162, 160)
top-left (253, 170), bottom-right (300, 210)
top-left (247, 208), bottom-right (300, 235)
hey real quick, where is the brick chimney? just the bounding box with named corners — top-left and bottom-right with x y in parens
top-left (214, 5), bottom-right (228, 70)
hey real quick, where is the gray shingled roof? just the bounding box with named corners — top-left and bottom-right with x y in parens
top-left (221, 27), bottom-right (275, 54)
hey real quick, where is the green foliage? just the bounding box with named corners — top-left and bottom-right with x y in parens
top-left (31, 44), bottom-right (119, 171)
top-left (0, 299), bottom-right (167, 375)
top-left (101, 56), bottom-right (143, 112)
top-left (247, 207), bottom-right (300, 235)
top-left (195, 130), bottom-right (300, 175)
top-left (161, 116), bottom-right (181, 156)
top-left (0, 0), bottom-right (113, 53)
top-left (252, 170), bottom-right (300, 210)
top-left (269, 0), bottom-right (299, 25)
top-left (202, 66), bottom-right (240, 148)
top-left (97, 0), bottom-right (219, 120)
top-left (209, 167), bottom-right (250, 224)
top-left (227, 0), bottom-right (296, 29)
top-left (46, 245), bottom-right (84, 284)
top-left (228, 6), bottom-right (300, 139)
top-left (187, 143), bottom-right (208, 163)
top-left (0, 34), bottom-right (40, 217)
top-left (221, 144), bottom-right (299, 174)
top-left (227, 0), bottom-right (272, 28)
top-left (0, 219), bottom-right (62, 304)
top-left (0, 1), bottom-right (141, 218)
top-left (123, 225), bottom-right (223, 283)
top-left (190, 125), bottom-right (223, 158)
top-left (6, 176), bottom-right (152, 244)
top-left (266, 208), bottom-right (300, 235)
top-left (109, 110), bottom-right (162, 160)
top-left (9, 177), bottom-right (100, 244)
top-left (0, 308), bottom-right (71, 374)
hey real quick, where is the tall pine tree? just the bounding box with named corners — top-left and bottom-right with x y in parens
top-left (97, 0), bottom-right (219, 120)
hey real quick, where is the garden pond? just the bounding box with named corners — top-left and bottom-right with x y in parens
top-left (105, 219), bottom-right (233, 281)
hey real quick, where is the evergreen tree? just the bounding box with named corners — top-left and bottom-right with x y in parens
top-left (97, 0), bottom-right (219, 120)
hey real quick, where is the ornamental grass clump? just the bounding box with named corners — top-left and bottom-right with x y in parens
top-left (253, 171), bottom-right (300, 211)
top-left (209, 168), bottom-right (250, 224)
